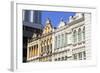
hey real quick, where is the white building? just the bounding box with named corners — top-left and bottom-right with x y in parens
top-left (52, 13), bottom-right (91, 61)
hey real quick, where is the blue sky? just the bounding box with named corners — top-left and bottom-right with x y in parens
top-left (41, 11), bottom-right (76, 28)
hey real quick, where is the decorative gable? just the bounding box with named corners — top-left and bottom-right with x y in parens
top-left (43, 18), bottom-right (52, 34)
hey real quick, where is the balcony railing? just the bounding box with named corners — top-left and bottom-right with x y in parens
top-left (73, 41), bottom-right (85, 46)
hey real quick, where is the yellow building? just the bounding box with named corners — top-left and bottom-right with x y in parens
top-left (27, 18), bottom-right (53, 62)
top-left (39, 18), bottom-right (53, 62)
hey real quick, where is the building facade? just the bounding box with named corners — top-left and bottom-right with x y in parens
top-left (39, 18), bottom-right (53, 62)
top-left (26, 13), bottom-right (91, 62)
top-left (27, 18), bottom-right (53, 62)
top-left (23, 10), bottom-right (43, 62)
top-left (53, 13), bottom-right (90, 61)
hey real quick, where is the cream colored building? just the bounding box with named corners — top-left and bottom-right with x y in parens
top-left (53, 13), bottom-right (91, 61)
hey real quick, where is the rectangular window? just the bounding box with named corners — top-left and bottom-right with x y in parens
top-left (65, 56), bottom-right (67, 60)
top-left (55, 59), bottom-right (57, 61)
top-left (78, 52), bottom-right (82, 60)
top-left (83, 51), bottom-right (86, 60)
top-left (73, 54), bottom-right (77, 60)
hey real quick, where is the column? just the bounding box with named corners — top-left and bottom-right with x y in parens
top-left (34, 46), bottom-right (35, 56)
top-left (30, 47), bottom-right (32, 57)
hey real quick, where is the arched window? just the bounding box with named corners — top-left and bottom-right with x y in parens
top-left (47, 45), bottom-right (49, 54)
top-left (47, 39), bottom-right (49, 53)
top-left (55, 36), bottom-right (57, 49)
top-left (62, 34), bottom-right (64, 47)
top-left (83, 26), bottom-right (85, 40)
top-left (58, 35), bottom-right (60, 48)
top-left (65, 33), bottom-right (67, 46)
top-left (78, 28), bottom-right (82, 42)
top-left (56, 36), bottom-right (59, 49)
top-left (60, 34), bottom-right (62, 48)
top-left (41, 47), bottom-right (43, 55)
top-left (50, 44), bottom-right (52, 53)
top-left (73, 30), bottom-right (77, 43)
top-left (44, 40), bottom-right (47, 54)
top-left (41, 41), bottom-right (43, 55)
top-left (44, 46), bottom-right (46, 54)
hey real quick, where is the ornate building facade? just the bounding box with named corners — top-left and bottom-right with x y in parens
top-left (26, 13), bottom-right (91, 62)
top-left (53, 13), bottom-right (90, 61)
top-left (39, 18), bottom-right (53, 62)
top-left (27, 18), bottom-right (53, 62)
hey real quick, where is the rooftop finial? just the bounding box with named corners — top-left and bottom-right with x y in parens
top-left (60, 17), bottom-right (64, 21)
top-left (58, 17), bottom-right (65, 28)
top-left (46, 17), bottom-right (51, 24)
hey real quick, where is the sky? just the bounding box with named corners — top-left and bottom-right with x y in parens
top-left (41, 11), bottom-right (76, 28)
